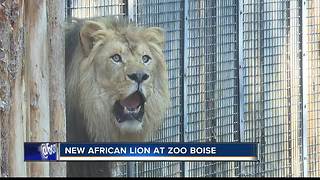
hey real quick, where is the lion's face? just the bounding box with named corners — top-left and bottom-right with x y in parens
top-left (94, 36), bottom-right (158, 133)
top-left (70, 19), bottom-right (170, 141)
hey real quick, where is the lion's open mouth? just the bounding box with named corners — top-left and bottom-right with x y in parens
top-left (113, 91), bottom-right (146, 123)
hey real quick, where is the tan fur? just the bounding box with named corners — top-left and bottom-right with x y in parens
top-left (65, 17), bottom-right (169, 177)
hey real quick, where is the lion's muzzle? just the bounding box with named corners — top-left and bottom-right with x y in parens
top-left (113, 90), bottom-right (146, 123)
top-left (127, 72), bottom-right (149, 84)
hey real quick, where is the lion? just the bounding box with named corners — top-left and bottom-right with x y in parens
top-left (65, 17), bottom-right (170, 177)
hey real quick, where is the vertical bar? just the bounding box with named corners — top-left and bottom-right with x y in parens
top-left (182, 0), bottom-right (189, 147)
top-left (127, 162), bottom-right (135, 177)
top-left (301, 0), bottom-right (309, 177)
top-left (237, 0), bottom-right (244, 143)
top-left (285, 1), bottom-right (292, 176)
top-left (0, 0), bottom-right (26, 176)
top-left (126, 0), bottom-right (136, 22)
top-left (47, 0), bottom-right (66, 177)
top-left (237, 0), bottom-right (244, 177)
top-left (259, 0), bottom-right (266, 176)
top-left (180, 0), bottom-right (189, 177)
top-left (66, 0), bottom-right (72, 17)
top-left (25, 0), bottom-right (50, 176)
top-left (126, 0), bottom-right (137, 177)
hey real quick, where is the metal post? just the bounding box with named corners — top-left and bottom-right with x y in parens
top-left (66, 0), bottom-right (72, 20)
top-left (182, 0), bottom-right (189, 149)
top-left (126, 0), bottom-right (137, 177)
top-left (259, 0), bottom-right (266, 176)
top-left (127, 161), bottom-right (135, 177)
top-left (180, 0), bottom-right (189, 177)
top-left (126, 0), bottom-right (137, 23)
top-left (301, 0), bottom-right (309, 177)
top-left (237, 0), bottom-right (244, 177)
top-left (237, 0), bottom-right (244, 144)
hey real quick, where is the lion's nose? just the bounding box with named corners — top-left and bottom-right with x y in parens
top-left (127, 72), bottom-right (149, 84)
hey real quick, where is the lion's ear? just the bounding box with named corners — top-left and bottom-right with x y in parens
top-left (80, 21), bottom-right (106, 56)
top-left (143, 27), bottom-right (165, 49)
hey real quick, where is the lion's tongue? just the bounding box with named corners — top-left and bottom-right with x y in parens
top-left (120, 93), bottom-right (141, 108)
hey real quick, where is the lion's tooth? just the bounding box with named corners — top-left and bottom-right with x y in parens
top-left (133, 106), bottom-right (141, 113)
top-left (124, 106), bottom-right (129, 114)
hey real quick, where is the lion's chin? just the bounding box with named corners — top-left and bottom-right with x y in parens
top-left (115, 119), bottom-right (143, 135)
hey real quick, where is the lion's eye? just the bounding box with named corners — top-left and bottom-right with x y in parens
top-left (142, 55), bottom-right (151, 64)
top-left (111, 54), bottom-right (122, 63)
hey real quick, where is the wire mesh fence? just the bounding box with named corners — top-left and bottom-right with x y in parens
top-left (133, 0), bottom-right (183, 177)
top-left (241, 0), bottom-right (300, 177)
top-left (65, 0), bottom-right (320, 177)
top-left (306, 0), bottom-right (320, 177)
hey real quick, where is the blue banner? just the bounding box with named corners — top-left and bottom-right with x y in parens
top-left (24, 142), bottom-right (258, 161)
top-left (59, 143), bottom-right (258, 161)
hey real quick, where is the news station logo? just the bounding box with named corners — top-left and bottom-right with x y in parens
top-left (39, 143), bottom-right (57, 160)
top-left (24, 142), bottom-right (58, 161)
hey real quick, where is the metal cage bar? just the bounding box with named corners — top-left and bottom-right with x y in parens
top-left (126, 0), bottom-right (137, 177)
top-left (181, 0), bottom-right (189, 176)
top-left (238, 0), bottom-right (244, 143)
top-left (237, 0), bottom-right (244, 176)
top-left (301, 0), bottom-right (309, 177)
